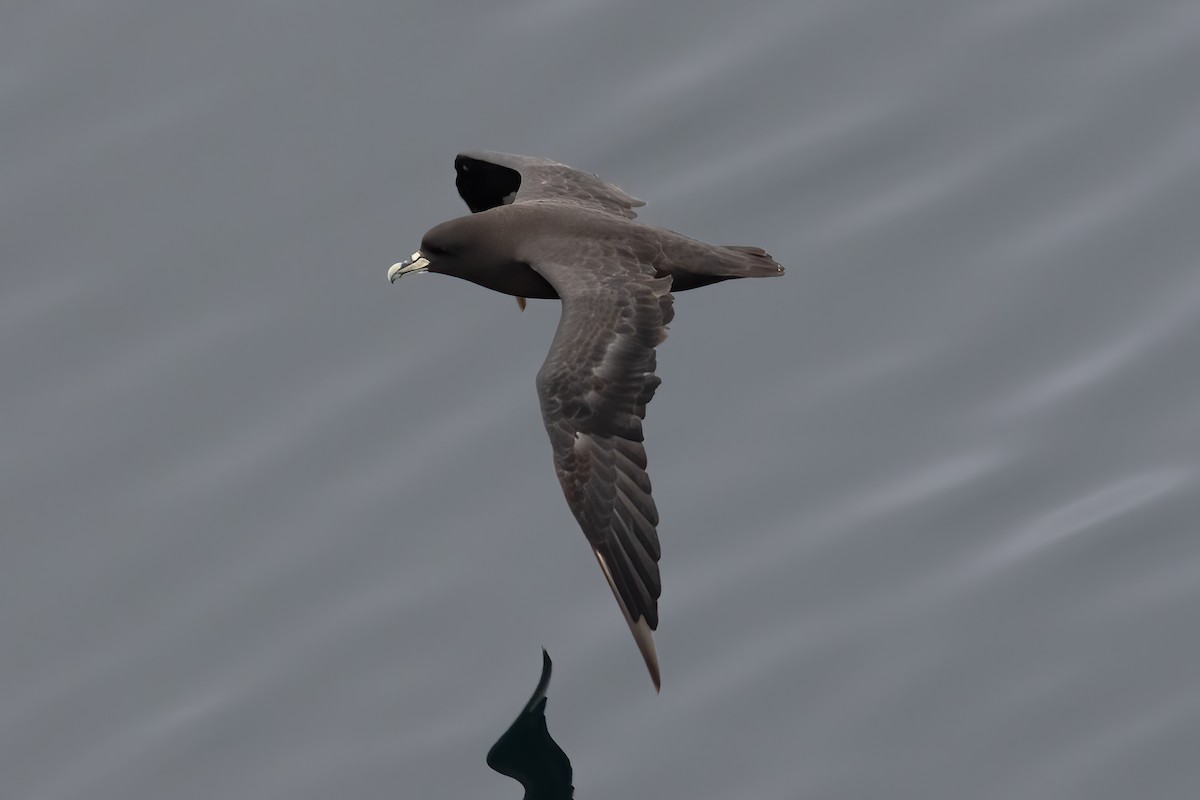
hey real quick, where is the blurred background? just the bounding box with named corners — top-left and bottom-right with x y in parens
top-left (3, 1), bottom-right (1199, 797)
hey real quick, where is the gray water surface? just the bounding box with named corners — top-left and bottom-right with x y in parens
top-left (4, 1), bottom-right (1200, 798)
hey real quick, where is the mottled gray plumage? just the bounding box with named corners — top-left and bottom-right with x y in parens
top-left (389, 152), bottom-right (783, 689)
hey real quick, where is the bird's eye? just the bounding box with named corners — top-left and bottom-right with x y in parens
top-left (425, 245), bottom-right (448, 257)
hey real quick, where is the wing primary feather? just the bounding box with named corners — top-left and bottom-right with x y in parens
top-left (594, 550), bottom-right (661, 692)
top-left (531, 244), bottom-right (673, 690)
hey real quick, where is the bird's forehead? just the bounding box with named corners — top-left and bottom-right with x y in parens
top-left (425, 216), bottom-right (474, 242)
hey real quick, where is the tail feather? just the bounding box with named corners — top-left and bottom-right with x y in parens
top-left (724, 245), bottom-right (785, 277)
top-left (661, 241), bottom-right (784, 292)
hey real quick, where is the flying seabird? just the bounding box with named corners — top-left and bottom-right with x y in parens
top-left (389, 152), bottom-right (783, 689)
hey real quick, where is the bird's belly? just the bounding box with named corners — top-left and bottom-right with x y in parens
top-left (467, 261), bottom-right (559, 299)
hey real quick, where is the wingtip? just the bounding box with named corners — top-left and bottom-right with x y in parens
top-left (593, 550), bottom-right (663, 691)
top-left (633, 617), bottom-right (662, 692)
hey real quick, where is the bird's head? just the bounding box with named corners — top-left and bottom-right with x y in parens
top-left (388, 213), bottom-right (551, 310)
top-left (388, 216), bottom-right (491, 284)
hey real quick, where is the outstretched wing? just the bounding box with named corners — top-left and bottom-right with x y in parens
top-left (455, 151), bottom-right (646, 219)
top-left (529, 239), bottom-right (673, 690)
top-left (487, 650), bottom-right (573, 800)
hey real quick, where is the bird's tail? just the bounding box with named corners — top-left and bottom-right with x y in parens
top-left (722, 245), bottom-right (785, 277)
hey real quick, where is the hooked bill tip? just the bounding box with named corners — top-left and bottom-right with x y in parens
top-left (388, 252), bottom-right (430, 283)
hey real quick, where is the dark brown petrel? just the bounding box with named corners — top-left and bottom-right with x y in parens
top-left (389, 152), bottom-right (783, 689)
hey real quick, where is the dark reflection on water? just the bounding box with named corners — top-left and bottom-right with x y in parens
top-left (488, 651), bottom-right (573, 800)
